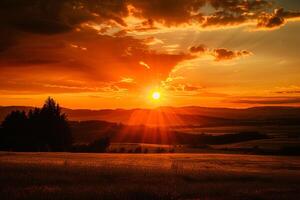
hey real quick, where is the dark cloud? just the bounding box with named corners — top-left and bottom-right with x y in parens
top-left (128, 0), bottom-right (300, 29)
top-left (126, 0), bottom-right (283, 29)
top-left (129, 0), bottom-right (273, 28)
top-left (0, 0), bottom-right (90, 34)
top-left (189, 45), bottom-right (207, 53)
top-left (0, 0), bottom-right (131, 34)
top-left (129, 0), bottom-right (206, 26)
top-left (209, 0), bottom-right (270, 12)
top-left (189, 45), bottom-right (252, 61)
top-left (202, 11), bottom-right (247, 27)
top-left (213, 48), bottom-right (252, 61)
top-left (0, 0), bottom-right (297, 40)
top-left (257, 8), bottom-right (300, 29)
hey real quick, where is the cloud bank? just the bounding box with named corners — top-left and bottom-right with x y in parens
top-left (0, 0), bottom-right (299, 104)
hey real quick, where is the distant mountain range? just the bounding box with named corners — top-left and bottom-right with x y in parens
top-left (1, 106), bottom-right (299, 127)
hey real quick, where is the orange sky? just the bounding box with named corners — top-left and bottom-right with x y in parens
top-left (0, 0), bottom-right (300, 109)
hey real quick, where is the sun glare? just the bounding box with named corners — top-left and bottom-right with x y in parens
top-left (152, 91), bottom-right (161, 100)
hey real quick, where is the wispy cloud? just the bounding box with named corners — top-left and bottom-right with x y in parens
top-left (139, 61), bottom-right (150, 69)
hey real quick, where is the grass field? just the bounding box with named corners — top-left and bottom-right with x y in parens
top-left (1, 152), bottom-right (300, 200)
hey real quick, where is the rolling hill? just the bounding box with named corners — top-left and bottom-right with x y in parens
top-left (1, 106), bottom-right (299, 127)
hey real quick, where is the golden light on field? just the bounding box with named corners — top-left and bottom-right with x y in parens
top-left (152, 91), bottom-right (161, 100)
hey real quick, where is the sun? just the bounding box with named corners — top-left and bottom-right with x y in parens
top-left (152, 91), bottom-right (161, 100)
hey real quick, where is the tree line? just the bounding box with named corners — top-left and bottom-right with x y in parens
top-left (0, 98), bottom-right (109, 152)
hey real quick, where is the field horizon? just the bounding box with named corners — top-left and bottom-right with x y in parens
top-left (1, 105), bottom-right (299, 125)
top-left (1, 104), bottom-right (300, 156)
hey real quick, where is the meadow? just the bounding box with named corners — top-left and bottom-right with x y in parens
top-left (1, 152), bottom-right (300, 200)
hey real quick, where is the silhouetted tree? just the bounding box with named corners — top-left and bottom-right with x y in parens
top-left (34, 97), bottom-right (72, 151)
top-left (88, 137), bottom-right (110, 152)
top-left (156, 147), bottom-right (165, 153)
top-left (169, 148), bottom-right (175, 153)
top-left (134, 146), bottom-right (142, 153)
top-left (1, 110), bottom-right (28, 151)
top-left (119, 147), bottom-right (125, 153)
top-left (0, 97), bottom-right (72, 151)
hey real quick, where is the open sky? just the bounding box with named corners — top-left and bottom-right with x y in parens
top-left (0, 0), bottom-right (300, 109)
